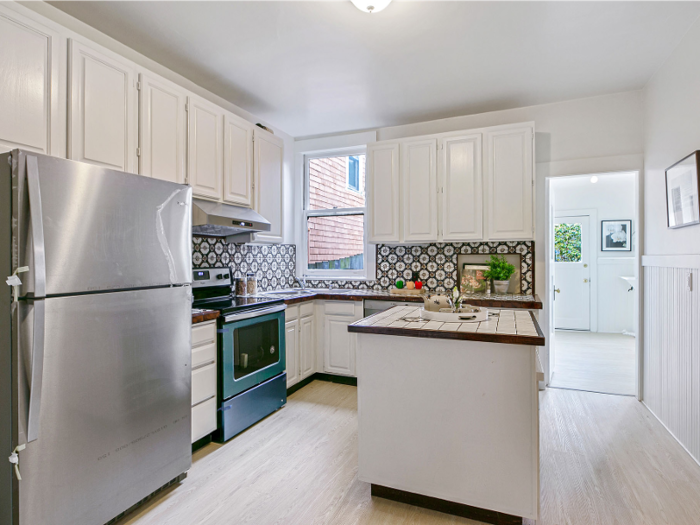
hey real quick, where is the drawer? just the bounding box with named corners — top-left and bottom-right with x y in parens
top-left (192, 362), bottom-right (217, 406)
top-left (191, 396), bottom-right (217, 443)
top-left (192, 341), bottom-right (216, 370)
top-left (299, 302), bottom-right (314, 317)
top-left (192, 321), bottom-right (216, 347)
top-left (285, 305), bottom-right (299, 321)
top-left (324, 301), bottom-right (356, 316)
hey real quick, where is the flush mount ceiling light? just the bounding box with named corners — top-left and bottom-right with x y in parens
top-left (590, 176), bottom-right (599, 184)
top-left (351, 0), bottom-right (392, 13)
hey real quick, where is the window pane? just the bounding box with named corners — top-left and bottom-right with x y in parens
top-left (308, 214), bottom-right (364, 270)
top-left (309, 155), bottom-right (365, 210)
top-left (348, 156), bottom-right (359, 191)
top-left (554, 223), bottom-right (582, 262)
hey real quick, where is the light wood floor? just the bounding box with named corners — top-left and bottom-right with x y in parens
top-left (550, 331), bottom-right (636, 395)
top-left (116, 381), bottom-right (700, 525)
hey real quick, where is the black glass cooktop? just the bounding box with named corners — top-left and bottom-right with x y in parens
top-left (193, 295), bottom-right (284, 315)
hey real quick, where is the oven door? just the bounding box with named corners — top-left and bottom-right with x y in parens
top-left (220, 304), bottom-right (286, 400)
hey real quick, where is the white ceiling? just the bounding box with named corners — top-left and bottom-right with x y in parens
top-left (51, 1), bottom-right (700, 138)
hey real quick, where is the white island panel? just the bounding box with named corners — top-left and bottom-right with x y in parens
top-left (357, 333), bottom-right (539, 521)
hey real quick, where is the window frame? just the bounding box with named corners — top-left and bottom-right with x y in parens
top-left (302, 148), bottom-right (374, 280)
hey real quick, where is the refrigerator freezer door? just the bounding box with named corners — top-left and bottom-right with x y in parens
top-left (12, 150), bottom-right (192, 296)
top-left (16, 286), bottom-right (192, 525)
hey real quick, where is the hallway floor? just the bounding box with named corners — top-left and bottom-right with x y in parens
top-left (550, 331), bottom-right (636, 395)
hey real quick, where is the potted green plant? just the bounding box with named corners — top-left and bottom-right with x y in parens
top-left (483, 255), bottom-right (516, 294)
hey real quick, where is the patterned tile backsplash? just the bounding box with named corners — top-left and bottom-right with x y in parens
top-left (193, 237), bottom-right (534, 294)
top-left (193, 237), bottom-right (297, 290)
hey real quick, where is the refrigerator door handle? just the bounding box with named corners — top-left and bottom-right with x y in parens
top-left (26, 155), bottom-right (47, 442)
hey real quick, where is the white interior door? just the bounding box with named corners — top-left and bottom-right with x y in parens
top-left (554, 215), bottom-right (591, 330)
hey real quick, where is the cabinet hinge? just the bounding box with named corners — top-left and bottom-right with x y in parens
top-left (136, 81), bottom-right (141, 91)
top-left (136, 147), bottom-right (141, 157)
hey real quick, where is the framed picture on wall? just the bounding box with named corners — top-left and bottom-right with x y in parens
top-left (601, 220), bottom-right (632, 251)
top-left (665, 151), bottom-right (700, 229)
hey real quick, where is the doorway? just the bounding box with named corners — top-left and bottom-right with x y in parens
top-left (547, 172), bottom-right (639, 397)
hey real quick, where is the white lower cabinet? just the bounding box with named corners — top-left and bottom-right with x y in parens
top-left (322, 301), bottom-right (362, 377)
top-left (285, 316), bottom-right (300, 387)
top-left (191, 320), bottom-right (217, 443)
top-left (285, 304), bottom-right (316, 388)
top-left (300, 314), bottom-right (315, 379)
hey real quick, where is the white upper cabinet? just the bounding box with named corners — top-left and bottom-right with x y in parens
top-left (401, 139), bottom-right (438, 243)
top-left (253, 128), bottom-right (284, 243)
top-left (138, 72), bottom-right (186, 184)
top-left (441, 134), bottom-right (483, 241)
top-left (0, 5), bottom-right (66, 156)
top-left (187, 95), bottom-right (224, 201)
top-left (69, 40), bottom-right (137, 173)
top-left (484, 125), bottom-right (534, 240)
top-left (367, 143), bottom-right (400, 243)
top-left (223, 113), bottom-right (254, 207)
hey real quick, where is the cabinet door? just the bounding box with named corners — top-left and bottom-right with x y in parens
top-left (402, 139), bottom-right (438, 242)
top-left (223, 113), bottom-right (253, 207)
top-left (441, 134), bottom-right (483, 241)
top-left (69, 40), bottom-right (137, 172)
top-left (187, 95), bottom-right (223, 200)
top-left (0, 5), bottom-right (66, 156)
top-left (324, 314), bottom-right (355, 376)
top-left (285, 318), bottom-right (300, 387)
top-left (300, 315), bottom-right (315, 379)
top-left (253, 129), bottom-right (284, 243)
top-left (138, 72), bottom-right (186, 184)
top-left (367, 143), bottom-right (400, 243)
top-left (485, 126), bottom-right (534, 240)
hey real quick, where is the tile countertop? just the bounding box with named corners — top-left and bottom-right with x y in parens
top-left (348, 305), bottom-right (545, 347)
top-left (258, 289), bottom-right (543, 310)
top-left (191, 309), bottom-right (220, 324)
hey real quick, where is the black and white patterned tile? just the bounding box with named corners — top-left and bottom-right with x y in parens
top-left (375, 241), bottom-right (534, 294)
top-left (192, 237), bottom-right (534, 294)
top-left (193, 237), bottom-right (296, 291)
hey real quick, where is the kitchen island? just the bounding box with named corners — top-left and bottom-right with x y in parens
top-left (348, 306), bottom-right (543, 524)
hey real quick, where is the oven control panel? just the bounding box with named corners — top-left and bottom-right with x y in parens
top-left (192, 267), bottom-right (232, 288)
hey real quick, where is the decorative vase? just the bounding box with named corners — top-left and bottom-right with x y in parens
top-left (493, 280), bottom-right (510, 294)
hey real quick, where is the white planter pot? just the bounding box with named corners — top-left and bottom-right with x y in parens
top-left (493, 280), bottom-right (510, 294)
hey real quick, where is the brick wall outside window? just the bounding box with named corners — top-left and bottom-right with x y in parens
top-left (308, 155), bottom-right (366, 268)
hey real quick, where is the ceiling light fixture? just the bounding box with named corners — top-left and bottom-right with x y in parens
top-left (590, 176), bottom-right (599, 184)
top-left (351, 0), bottom-right (392, 13)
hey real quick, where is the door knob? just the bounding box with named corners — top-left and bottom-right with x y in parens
top-left (583, 264), bottom-right (588, 268)
top-left (584, 279), bottom-right (589, 283)
top-left (554, 288), bottom-right (561, 293)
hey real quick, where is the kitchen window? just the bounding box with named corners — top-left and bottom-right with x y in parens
top-left (303, 151), bottom-right (373, 279)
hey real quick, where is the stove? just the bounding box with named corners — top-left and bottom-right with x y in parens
top-left (191, 267), bottom-right (287, 442)
top-left (192, 267), bottom-right (283, 314)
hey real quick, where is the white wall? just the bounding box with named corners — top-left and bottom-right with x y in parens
top-left (552, 173), bottom-right (637, 334)
top-left (642, 16), bottom-right (700, 464)
top-left (17, 1), bottom-right (296, 245)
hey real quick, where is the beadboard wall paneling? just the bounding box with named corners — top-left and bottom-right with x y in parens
top-left (643, 266), bottom-right (700, 464)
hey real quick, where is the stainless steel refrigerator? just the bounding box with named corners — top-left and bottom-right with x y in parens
top-left (1, 150), bottom-right (193, 525)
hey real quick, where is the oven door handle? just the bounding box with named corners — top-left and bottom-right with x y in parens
top-left (224, 303), bottom-right (287, 323)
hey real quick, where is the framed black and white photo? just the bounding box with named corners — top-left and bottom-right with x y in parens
top-left (665, 151), bottom-right (700, 229)
top-left (601, 220), bottom-right (631, 251)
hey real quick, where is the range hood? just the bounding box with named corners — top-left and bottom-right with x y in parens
top-left (192, 198), bottom-right (271, 243)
